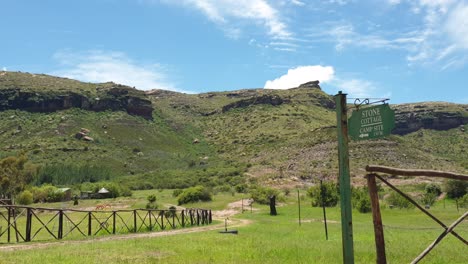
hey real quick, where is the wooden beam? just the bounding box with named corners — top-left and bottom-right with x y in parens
top-left (366, 165), bottom-right (468, 181)
top-left (367, 174), bottom-right (387, 264)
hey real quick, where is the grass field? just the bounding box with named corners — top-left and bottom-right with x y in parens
top-left (0, 190), bottom-right (466, 264)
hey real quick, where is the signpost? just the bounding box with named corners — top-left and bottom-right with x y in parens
top-left (348, 104), bottom-right (395, 141)
top-left (335, 92), bottom-right (395, 264)
top-left (335, 92), bottom-right (354, 264)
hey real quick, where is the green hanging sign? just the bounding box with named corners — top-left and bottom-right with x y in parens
top-left (348, 104), bottom-right (395, 141)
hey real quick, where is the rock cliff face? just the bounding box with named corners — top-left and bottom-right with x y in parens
top-left (0, 72), bottom-right (153, 119)
top-left (393, 102), bottom-right (468, 134)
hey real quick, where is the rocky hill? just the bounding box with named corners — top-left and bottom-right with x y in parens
top-left (0, 71), bottom-right (153, 119)
top-left (0, 71), bottom-right (466, 189)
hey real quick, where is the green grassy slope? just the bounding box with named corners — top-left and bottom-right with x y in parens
top-left (0, 71), bottom-right (467, 189)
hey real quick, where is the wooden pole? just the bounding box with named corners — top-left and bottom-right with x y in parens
top-left (367, 174), bottom-right (386, 264)
top-left (297, 189), bottom-right (301, 226)
top-left (7, 207), bottom-right (11, 243)
top-left (58, 210), bottom-right (63, 240)
top-left (335, 91), bottom-right (355, 264)
top-left (113, 211), bottom-right (116, 234)
top-left (88, 212), bottom-right (92, 236)
top-left (25, 208), bottom-right (32, 242)
top-left (182, 210), bottom-right (185, 227)
top-left (133, 210), bottom-right (137, 233)
top-left (366, 165), bottom-right (468, 181)
top-left (321, 180), bottom-right (329, 241)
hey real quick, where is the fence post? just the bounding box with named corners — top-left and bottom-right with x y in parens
top-left (190, 210), bottom-right (194, 226)
top-left (367, 174), bottom-right (387, 264)
top-left (133, 210), bottom-right (137, 233)
top-left (58, 210), bottom-right (63, 240)
top-left (113, 211), bottom-right (116, 234)
top-left (197, 210), bottom-right (200, 225)
top-left (209, 210), bottom-right (212, 224)
top-left (181, 210), bottom-right (185, 227)
top-left (149, 210), bottom-right (153, 231)
top-left (88, 212), bottom-right (92, 236)
top-left (7, 207), bottom-right (11, 243)
top-left (25, 208), bottom-right (32, 242)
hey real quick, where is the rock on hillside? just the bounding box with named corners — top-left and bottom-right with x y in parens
top-left (0, 71), bottom-right (154, 119)
top-left (393, 102), bottom-right (468, 135)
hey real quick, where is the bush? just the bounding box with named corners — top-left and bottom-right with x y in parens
top-left (420, 192), bottom-right (437, 206)
top-left (147, 194), bottom-right (157, 203)
top-left (17, 190), bottom-right (33, 205)
top-left (425, 183), bottom-right (442, 196)
top-left (352, 187), bottom-right (371, 213)
top-left (459, 194), bottom-right (468, 208)
top-left (249, 186), bottom-right (282, 205)
top-left (386, 192), bottom-right (414, 209)
top-left (307, 181), bottom-right (339, 207)
top-left (177, 186), bottom-right (212, 205)
top-left (444, 180), bottom-right (468, 199)
top-left (29, 185), bottom-right (64, 203)
top-left (146, 194), bottom-right (158, 209)
top-left (172, 189), bottom-right (183, 197)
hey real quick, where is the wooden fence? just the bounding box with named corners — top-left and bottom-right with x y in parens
top-left (365, 165), bottom-right (468, 264)
top-left (0, 205), bottom-right (211, 243)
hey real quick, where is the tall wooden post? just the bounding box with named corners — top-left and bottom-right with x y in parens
top-left (367, 174), bottom-right (386, 264)
top-left (182, 210), bottom-right (185, 227)
top-left (133, 210), bottom-right (137, 233)
top-left (25, 208), bottom-right (32, 242)
top-left (335, 91), bottom-right (355, 264)
top-left (58, 210), bottom-right (63, 240)
top-left (88, 212), bottom-right (92, 236)
top-left (113, 211), bottom-right (117, 234)
top-left (7, 207), bottom-right (11, 243)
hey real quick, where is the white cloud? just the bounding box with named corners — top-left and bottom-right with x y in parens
top-left (265, 65), bottom-right (387, 98)
top-left (160, 0), bottom-right (291, 39)
top-left (2, 67), bottom-right (6, 71)
top-left (264, 65), bottom-right (335, 89)
top-left (445, 2), bottom-right (468, 49)
top-left (313, 22), bottom-right (424, 52)
top-left (330, 78), bottom-right (384, 98)
top-left (291, 0), bottom-right (305, 6)
top-left (51, 50), bottom-right (177, 91)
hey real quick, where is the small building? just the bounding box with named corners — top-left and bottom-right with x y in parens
top-left (80, 191), bottom-right (93, 199)
top-left (97, 187), bottom-right (111, 199)
top-left (58, 188), bottom-right (72, 201)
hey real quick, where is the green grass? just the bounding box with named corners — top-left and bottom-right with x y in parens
top-left (1, 191), bottom-right (466, 263)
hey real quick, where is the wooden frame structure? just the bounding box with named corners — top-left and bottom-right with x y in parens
top-left (0, 206), bottom-right (211, 243)
top-left (365, 165), bottom-right (468, 264)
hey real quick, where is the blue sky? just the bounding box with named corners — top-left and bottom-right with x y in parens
top-left (1, 0), bottom-right (468, 103)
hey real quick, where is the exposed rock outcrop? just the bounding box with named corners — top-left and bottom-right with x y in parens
top-left (0, 73), bottom-right (154, 119)
top-left (393, 102), bottom-right (468, 135)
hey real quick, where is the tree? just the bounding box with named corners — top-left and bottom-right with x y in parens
top-left (0, 154), bottom-right (35, 198)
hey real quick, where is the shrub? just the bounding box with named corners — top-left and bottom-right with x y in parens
top-left (352, 187), bottom-right (371, 213)
top-left (444, 180), bottom-right (468, 199)
top-left (147, 194), bottom-right (157, 203)
top-left (386, 192), bottom-right (414, 209)
top-left (459, 194), bottom-right (468, 208)
top-left (249, 186), bottom-right (282, 205)
top-left (307, 181), bottom-right (339, 207)
top-left (420, 192), bottom-right (437, 206)
top-left (17, 190), bottom-right (33, 205)
top-left (425, 183), bottom-right (442, 196)
top-left (177, 186), bottom-right (212, 205)
top-left (172, 189), bottom-right (183, 197)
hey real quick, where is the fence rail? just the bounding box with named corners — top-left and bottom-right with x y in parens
top-left (0, 205), bottom-right (212, 244)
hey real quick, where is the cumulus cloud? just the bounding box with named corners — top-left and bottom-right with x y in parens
top-left (264, 65), bottom-right (335, 89)
top-left (50, 50), bottom-right (178, 91)
top-left (265, 65), bottom-right (386, 98)
top-left (159, 0), bottom-right (291, 39)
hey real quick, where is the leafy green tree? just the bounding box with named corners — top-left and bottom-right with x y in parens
top-left (0, 154), bottom-right (35, 197)
top-left (307, 181), bottom-right (339, 207)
